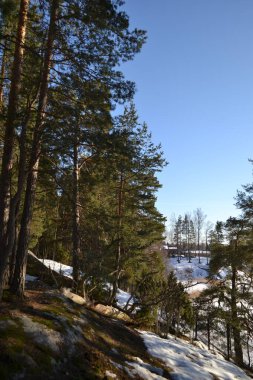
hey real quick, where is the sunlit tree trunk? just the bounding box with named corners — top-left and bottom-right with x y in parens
top-left (72, 141), bottom-right (81, 289)
top-left (0, 0), bottom-right (30, 300)
top-left (7, 107), bottom-right (31, 285)
top-left (110, 172), bottom-right (124, 304)
top-left (10, 0), bottom-right (59, 298)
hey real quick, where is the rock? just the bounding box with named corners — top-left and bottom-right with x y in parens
top-left (61, 287), bottom-right (87, 305)
top-left (105, 370), bottom-right (117, 379)
top-left (93, 304), bottom-right (131, 321)
top-left (0, 319), bottom-right (18, 329)
top-left (19, 315), bottom-right (63, 354)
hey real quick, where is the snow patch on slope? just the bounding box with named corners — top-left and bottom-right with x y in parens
top-left (36, 257), bottom-right (134, 309)
top-left (125, 357), bottom-right (166, 379)
top-left (140, 331), bottom-right (250, 380)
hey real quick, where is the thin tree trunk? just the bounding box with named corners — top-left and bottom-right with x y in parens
top-left (194, 311), bottom-right (198, 340)
top-left (10, 0), bottom-right (59, 298)
top-left (0, 0), bottom-right (30, 300)
top-left (8, 105), bottom-right (32, 285)
top-left (207, 314), bottom-right (210, 350)
top-left (72, 141), bottom-right (81, 290)
top-left (110, 173), bottom-right (124, 304)
top-left (231, 263), bottom-right (243, 366)
top-left (227, 322), bottom-right (231, 361)
top-left (10, 159), bottom-right (39, 295)
top-left (246, 334), bottom-right (251, 367)
top-left (0, 0), bottom-right (29, 234)
top-left (0, 40), bottom-right (7, 111)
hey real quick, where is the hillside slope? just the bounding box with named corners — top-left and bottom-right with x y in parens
top-left (0, 284), bottom-right (171, 380)
top-left (1, 255), bottom-right (252, 379)
top-left (1, 283), bottom-right (252, 380)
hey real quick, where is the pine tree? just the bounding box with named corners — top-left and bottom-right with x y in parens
top-left (209, 217), bottom-right (252, 366)
top-left (0, 0), bottom-right (146, 299)
top-left (173, 215), bottom-right (183, 262)
top-left (0, 0), bottom-right (30, 298)
top-left (182, 214), bottom-right (192, 262)
top-left (193, 208), bottom-right (206, 263)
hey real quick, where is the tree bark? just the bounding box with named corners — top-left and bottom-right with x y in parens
top-left (0, 40), bottom-right (7, 111)
top-left (231, 262), bottom-right (243, 366)
top-left (110, 172), bottom-right (124, 304)
top-left (194, 311), bottom-right (198, 340)
top-left (0, 0), bottom-right (29, 234)
top-left (10, 0), bottom-right (59, 298)
top-left (207, 314), bottom-right (210, 350)
top-left (0, 0), bottom-right (30, 300)
top-left (6, 107), bottom-right (31, 285)
top-left (72, 141), bottom-right (81, 290)
top-left (227, 322), bottom-right (231, 361)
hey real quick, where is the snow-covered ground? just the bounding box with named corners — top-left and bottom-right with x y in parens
top-left (25, 274), bottom-right (38, 282)
top-left (168, 256), bottom-right (209, 281)
top-left (168, 256), bottom-right (210, 294)
top-left (38, 258), bottom-right (73, 278)
top-left (140, 331), bottom-right (250, 380)
top-left (31, 255), bottom-right (252, 379)
top-left (34, 257), bottom-right (133, 309)
top-left (186, 282), bottom-right (209, 294)
top-left (125, 357), bottom-right (165, 379)
top-left (36, 255), bottom-right (211, 299)
top-left (116, 288), bottom-right (134, 308)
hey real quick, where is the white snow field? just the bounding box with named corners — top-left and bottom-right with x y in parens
top-left (38, 258), bottom-right (73, 278)
top-left (140, 331), bottom-right (251, 380)
top-left (168, 256), bottom-right (210, 294)
top-left (168, 256), bottom-right (209, 282)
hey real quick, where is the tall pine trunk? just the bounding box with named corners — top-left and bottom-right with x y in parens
top-left (231, 263), bottom-right (243, 366)
top-left (110, 173), bottom-right (124, 304)
top-left (10, 0), bottom-right (59, 298)
top-left (0, 0), bottom-right (30, 300)
top-left (0, 0), bottom-right (29, 235)
top-left (0, 40), bottom-right (7, 110)
top-left (8, 105), bottom-right (33, 285)
top-left (72, 141), bottom-right (81, 290)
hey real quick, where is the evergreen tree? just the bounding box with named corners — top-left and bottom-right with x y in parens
top-left (173, 215), bottom-right (182, 254)
top-left (88, 105), bottom-right (167, 303)
top-left (182, 214), bottom-right (192, 262)
top-left (0, 0), bottom-right (30, 298)
top-left (0, 0), bottom-right (146, 299)
top-left (209, 217), bottom-right (252, 366)
top-left (193, 208), bottom-right (206, 263)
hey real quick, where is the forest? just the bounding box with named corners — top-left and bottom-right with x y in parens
top-left (0, 0), bottom-right (173, 309)
top-left (1, 0), bottom-right (253, 378)
top-left (166, 178), bottom-right (253, 368)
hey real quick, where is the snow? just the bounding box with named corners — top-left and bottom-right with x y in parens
top-left (168, 257), bottom-right (209, 283)
top-left (168, 256), bottom-right (210, 295)
top-left (25, 274), bottom-right (38, 282)
top-left (34, 255), bottom-right (252, 378)
top-left (140, 331), bottom-right (250, 380)
top-left (186, 283), bottom-right (209, 294)
top-left (37, 257), bottom-right (134, 309)
top-left (125, 357), bottom-right (165, 379)
top-left (116, 288), bottom-right (134, 308)
top-left (38, 258), bottom-right (73, 278)
top-left (105, 370), bottom-right (117, 378)
top-left (217, 268), bottom-right (228, 279)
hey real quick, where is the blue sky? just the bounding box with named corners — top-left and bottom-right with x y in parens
top-left (120, 0), bottom-right (253, 225)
